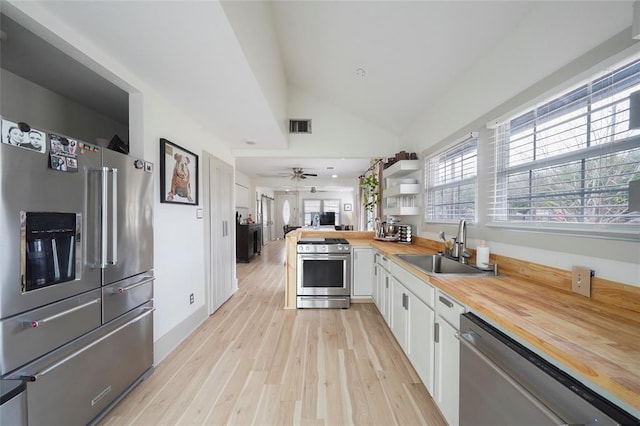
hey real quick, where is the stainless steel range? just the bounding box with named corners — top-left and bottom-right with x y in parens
top-left (297, 238), bottom-right (351, 308)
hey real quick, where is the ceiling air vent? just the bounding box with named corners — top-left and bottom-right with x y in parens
top-left (289, 119), bottom-right (312, 134)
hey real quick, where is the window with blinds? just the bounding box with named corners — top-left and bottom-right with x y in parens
top-left (424, 134), bottom-right (478, 222)
top-left (490, 57), bottom-right (640, 229)
top-left (302, 199), bottom-right (340, 225)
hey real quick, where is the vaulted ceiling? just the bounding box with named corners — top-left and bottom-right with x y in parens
top-left (2, 1), bottom-right (635, 188)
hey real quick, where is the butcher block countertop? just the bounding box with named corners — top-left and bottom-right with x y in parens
top-left (285, 230), bottom-right (640, 416)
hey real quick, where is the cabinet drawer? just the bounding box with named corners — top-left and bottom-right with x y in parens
top-left (391, 260), bottom-right (434, 308)
top-left (18, 302), bottom-right (153, 425)
top-left (436, 291), bottom-right (465, 329)
top-left (102, 273), bottom-right (154, 323)
top-left (376, 253), bottom-right (390, 271)
top-left (0, 289), bottom-right (102, 374)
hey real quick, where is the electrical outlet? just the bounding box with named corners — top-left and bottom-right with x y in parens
top-left (189, 293), bottom-right (194, 305)
top-left (571, 266), bottom-right (592, 297)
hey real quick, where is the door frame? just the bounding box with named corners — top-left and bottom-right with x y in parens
top-left (275, 191), bottom-right (299, 239)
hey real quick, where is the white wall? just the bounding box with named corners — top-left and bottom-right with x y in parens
top-left (141, 91), bottom-right (234, 360)
top-left (402, 2), bottom-right (640, 287)
top-left (401, 1), bottom-right (634, 151)
top-left (0, 69), bottom-right (129, 145)
top-left (220, 1), bottom-right (288, 139)
top-left (237, 86), bottom-right (399, 159)
top-left (235, 170), bottom-right (254, 218)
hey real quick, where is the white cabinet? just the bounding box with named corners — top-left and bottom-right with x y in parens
top-left (408, 292), bottom-right (435, 393)
top-left (374, 253), bottom-right (391, 325)
top-left (389, 262), bottom-right (435, 394)
top-left (390, 277), bottom-right (408, 352)
top-left (372, 262), bottom-right (380, 305)
top-left (434, 291), bottom-right (465, 426)
top-left (382, 160), bottom-right (421, 216)
top-left (352, 247), bottom-right (374, 297)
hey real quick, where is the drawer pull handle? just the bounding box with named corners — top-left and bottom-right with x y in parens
top-left (23, 308), bottom-right (154, 381)
top-left (439, 296), bottom-right (453, 308)
top-left (25, 298), bottom-right (101, 328)
top-left (113, 276), bottom-right (155, 294)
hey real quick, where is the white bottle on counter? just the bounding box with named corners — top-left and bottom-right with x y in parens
top-left (476, 240), bottom-right (490, 268)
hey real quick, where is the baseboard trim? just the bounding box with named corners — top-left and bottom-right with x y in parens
top-left (154, 305), bottom-right (208, 365)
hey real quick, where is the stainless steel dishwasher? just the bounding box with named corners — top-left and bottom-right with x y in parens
top-left (459, 312), bottom-right (639, 426)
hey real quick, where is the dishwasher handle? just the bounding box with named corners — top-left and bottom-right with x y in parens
top-left (459, 332), bottom-right (567, 425)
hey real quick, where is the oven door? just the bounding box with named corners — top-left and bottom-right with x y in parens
top-left (297, 253), bottom-right (351, 296)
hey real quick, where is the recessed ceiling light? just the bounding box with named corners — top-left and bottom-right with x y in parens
top-left (355, 67), bottom-right (366, 78)
top-left (332, 174), bottom-right (338, 178)
top-left (245, 140), bottom-right (256, 145)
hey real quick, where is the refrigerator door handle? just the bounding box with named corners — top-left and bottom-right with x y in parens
top-left (108, 168), bottom-right (118, 265)
top-left (100, 167), bottom-right (109, 268)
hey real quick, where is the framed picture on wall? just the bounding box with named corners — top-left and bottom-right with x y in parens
top-left (160, 138), bottom-right (199, 205)
top-left (344, 203), bottom-right (352, 211)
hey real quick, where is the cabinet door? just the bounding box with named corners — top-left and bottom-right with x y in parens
top-left (435, 317), bottom-right (460, 426)
top-left (407, 293), bottom-right (435, 394)
top-left (372, 264), bottom-right (380, 305)
top-left (390, 277), bottom-right (408, 352)
top-left (381, 269), bottom-right (391, 325)
top-left (352, 247), bottom-right (374, 297)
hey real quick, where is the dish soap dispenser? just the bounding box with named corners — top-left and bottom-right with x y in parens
top-left (476, 240), bottom-right (490, 268)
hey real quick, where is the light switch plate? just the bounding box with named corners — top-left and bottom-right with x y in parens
top-left (572, 266), bottom-right (592, 297)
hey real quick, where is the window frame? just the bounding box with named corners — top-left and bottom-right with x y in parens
top-left (302, 198), bottom-right (340, 226)
top-left (489, 57), bottom-right (640, 235)
top-left (423, 133), bottom-right (479, 224)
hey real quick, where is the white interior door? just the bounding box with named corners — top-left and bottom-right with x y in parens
top-left (275, 193), bottom-right (299, 238)
top-left (203, 151), bottom-right (236, 316)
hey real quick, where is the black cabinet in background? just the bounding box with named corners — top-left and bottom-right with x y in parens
top-left (236, 223), bottom-right (262, 263)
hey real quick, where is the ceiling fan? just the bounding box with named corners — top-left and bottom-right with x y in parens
top-left (280, 167), bottom-right (317, 181)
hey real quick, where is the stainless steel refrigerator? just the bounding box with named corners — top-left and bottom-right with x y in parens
top-left (0, 134), bottom-right (155, 425)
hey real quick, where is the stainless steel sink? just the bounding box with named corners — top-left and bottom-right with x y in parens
top-left (395, 253), bottom-right (495, 276)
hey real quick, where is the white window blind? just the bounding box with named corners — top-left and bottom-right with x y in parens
top-left (490, 57), bottom-right (640, 230)
top-left (303, 199), bottom-right (321, 226)
top-left (302, 199), bottom-right (340, 225)
top-left (424, 134), bottom-right (478, 222)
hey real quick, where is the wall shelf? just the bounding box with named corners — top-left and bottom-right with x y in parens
top-left (383, 160), bottom-right (420, 179)
top-left (384, 207), bottom-right (421, 216)
top-left (384, 183), bottom-right (420, 198)
top-left (383, 160), bottom-right (421, 217)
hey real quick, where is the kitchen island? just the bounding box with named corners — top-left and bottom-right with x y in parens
top-left (284, 229), bottom-right (640, 418)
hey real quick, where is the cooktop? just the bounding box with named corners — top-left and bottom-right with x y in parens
top-left (298, 238), bottom-right (350, 245)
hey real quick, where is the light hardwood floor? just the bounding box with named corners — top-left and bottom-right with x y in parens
top-left (100, 240), bottom-right (446, 425)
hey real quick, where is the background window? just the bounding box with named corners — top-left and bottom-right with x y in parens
top-left (303, 199), bottom-right (339, 225)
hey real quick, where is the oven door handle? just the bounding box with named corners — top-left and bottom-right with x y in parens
top-left (298, 254), bottom-right (350, 261)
